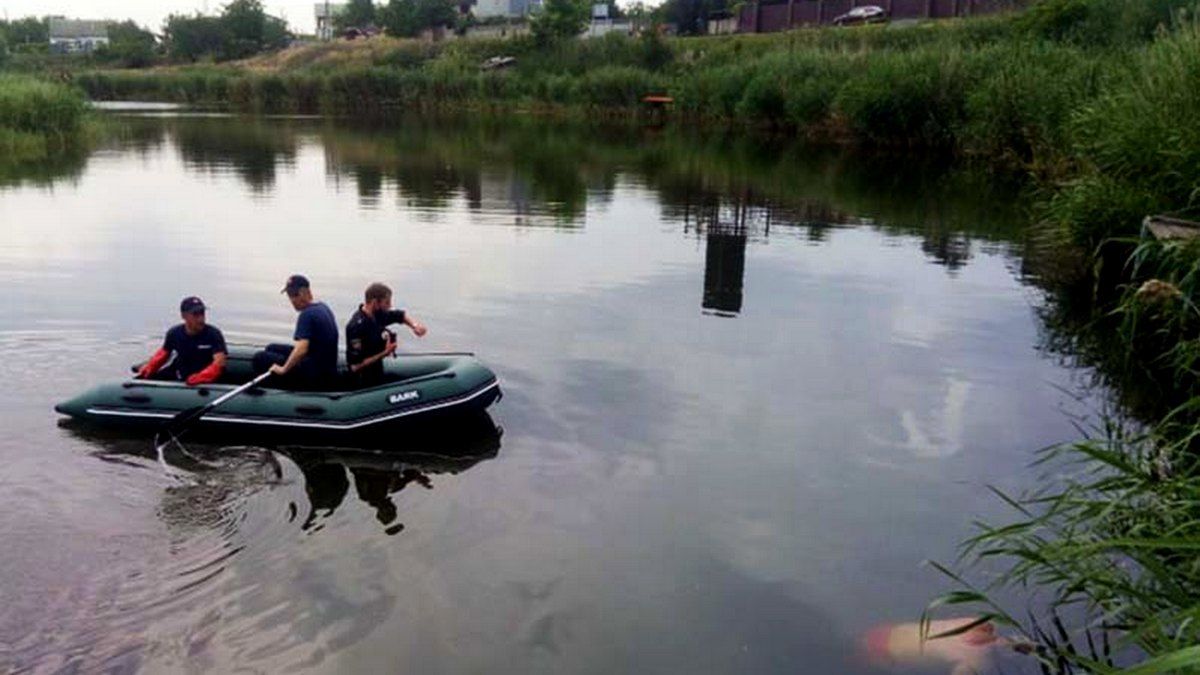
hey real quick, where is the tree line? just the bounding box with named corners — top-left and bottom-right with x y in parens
top-left (0, 1), bottom-right (290, 67)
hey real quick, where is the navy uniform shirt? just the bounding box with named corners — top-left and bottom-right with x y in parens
top-left (163, 324), bottom-right (227, 379)
top-left (294, 302), bottom-right (339, 380)
top-left (346, 306), bottom-right (406, 383)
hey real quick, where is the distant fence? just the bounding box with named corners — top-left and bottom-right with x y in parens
top-left (738, 0), bottom-right (1019, 32)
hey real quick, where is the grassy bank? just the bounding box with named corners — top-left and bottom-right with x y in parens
top-left (73, 1), bottom-right (1195, 253)
top-left (0, 74), bottom-right (90, 164)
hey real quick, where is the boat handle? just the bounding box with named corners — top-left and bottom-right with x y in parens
top-left (121, 394), bottom-right (152, 404)
top-left (295, 405), bottom-right (326, 416)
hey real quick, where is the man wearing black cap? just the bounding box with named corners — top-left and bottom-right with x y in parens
top-left (136, 296), bottom-right (228, 385)
top-left (269, 274), bottom-right (339, 390)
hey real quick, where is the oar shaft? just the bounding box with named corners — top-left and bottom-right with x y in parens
top-left (208, 370), bottom-right (271, 408)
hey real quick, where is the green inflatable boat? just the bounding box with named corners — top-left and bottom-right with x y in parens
top-left (55, 344), bottom-right (501, 441)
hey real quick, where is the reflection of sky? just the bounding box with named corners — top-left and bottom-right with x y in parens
top-left (0, 117), bottom-right (1093, 673)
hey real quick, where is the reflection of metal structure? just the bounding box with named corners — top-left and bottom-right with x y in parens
top-left (677, 195), bottom-right (764, 317)
top-left (678, 198), bottom-right (763, 317)
top-left (704, 232), bottom-right (747, 316)
top-left (669, 188), bottom-right (867, 316)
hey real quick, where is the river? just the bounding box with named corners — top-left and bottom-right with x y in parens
top-left (0, 111), bottom-right (1102, 673)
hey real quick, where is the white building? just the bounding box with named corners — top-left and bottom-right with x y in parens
top-left (472, 0), bottom-right (542, 20)
top-left (314, 2), bottom-right (348, 40)
top-left (48, 18), bottom-right (109, 54)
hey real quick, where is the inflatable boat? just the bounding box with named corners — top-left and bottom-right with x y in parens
top-left (54, 344), bottom-right (501, 440)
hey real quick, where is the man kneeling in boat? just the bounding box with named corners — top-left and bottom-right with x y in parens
top-left (346, 282), bottom-right (427, 387)
top-left (135, 296), bottom-right (227, 385)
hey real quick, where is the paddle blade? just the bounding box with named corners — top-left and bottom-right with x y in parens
top-left (161, 404), bottom-right (211, 438)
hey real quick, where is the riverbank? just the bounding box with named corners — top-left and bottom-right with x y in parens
top-left (0, 74), bottom-right (90, 164)
top-left (73, 1), bottom-right (1194, 257)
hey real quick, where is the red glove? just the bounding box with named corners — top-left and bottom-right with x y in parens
top-left (137, 348), bottom-right (170, 379)
top-left (186, 360), bottom-right (224, 386)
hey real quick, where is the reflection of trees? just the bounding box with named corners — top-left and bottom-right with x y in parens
top-left (107, 113), bottom-right (1033, 270)
top-left (920, 231), bottom-right (972, 272)
top-left (0, 145), bottom-right (89, 188)
top-left (172, 118), bottom-right (299, 192)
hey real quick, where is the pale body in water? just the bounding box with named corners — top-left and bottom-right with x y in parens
top-left (861, 617), bottom-right (1029, 675)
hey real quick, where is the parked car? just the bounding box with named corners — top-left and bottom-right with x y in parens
top-left (832, 5), bottom-right (888, 26)
top-left (342, 25), bottom-right (382, 40)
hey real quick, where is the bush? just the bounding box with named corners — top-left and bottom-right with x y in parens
top-left (0, 74), bottom-right (88, 137)
top-left (1016, 0), bottom-right (1194, 46)
top-left (673, 63), bottom-right (751, 118)
top-left (1047, 21), bottom-right (1200, 247)
top-left (960, 41), bottom-right (1105, 162)
top-left (574, 66), bottom-right (664, 107)
top-left (834, 48), bottom-right (971, 147)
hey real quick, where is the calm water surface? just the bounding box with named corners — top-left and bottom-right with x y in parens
top-left (0, 114), bottom-right (1100, 673)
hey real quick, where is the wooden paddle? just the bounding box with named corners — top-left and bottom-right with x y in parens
top-left (157, 370), bottom-right (272, 444)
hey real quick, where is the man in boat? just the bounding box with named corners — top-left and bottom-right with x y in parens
top-left (135, 296), bottom-right (227, 385)
top-left (268, 275), bottom-right (340, 390)
top-left (345, 282), bottom-right (427, 386)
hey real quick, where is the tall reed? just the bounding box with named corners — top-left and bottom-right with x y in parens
top-left (0, 74), bottom-right (89, 162)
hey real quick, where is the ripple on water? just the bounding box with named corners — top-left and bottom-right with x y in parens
top-left (5, 446), bottom-right (306, 673)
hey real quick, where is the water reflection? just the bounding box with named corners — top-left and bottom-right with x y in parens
top-left (174, 118), bottom-right (298, 192)
top-left (65, 412), bottom-right (502, 541)
top-left (0, 145), bottom-right (89, 188)
top-left (282, 421), bottom-right (502, 536)
top-left (0, 114), bottom-right (1034, 326)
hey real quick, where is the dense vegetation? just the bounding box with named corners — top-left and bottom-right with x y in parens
top-left (0, 74), bottom-right (89, 163)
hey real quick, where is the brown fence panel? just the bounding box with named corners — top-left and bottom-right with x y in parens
top-left (735, 0), bottom-right (1016, 32)
top-left (759, 3), bottom-right (791, 32)
top-left (739, 5), bottom-right (757, 32)
top-left (791, 1), bottom-right (821, 25)
top-left (930, 0), bottom-right (957, 17)
top-left (969, 0), bottom-right (1016, 13)
top-left (888, 0), bottom-right (927, 19)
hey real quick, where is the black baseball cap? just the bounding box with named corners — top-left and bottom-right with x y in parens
top-left (180, 296), bottom-right (206, 314)
top-left (281, 274), bottom-right (310, 294)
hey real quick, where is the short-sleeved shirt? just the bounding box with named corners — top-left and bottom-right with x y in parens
top-left (346, 306), bottom-right (406, 383)
top-left (294, 301), bottom-right (339, 380)
top-left (162, 324), bottom-right (227, 379)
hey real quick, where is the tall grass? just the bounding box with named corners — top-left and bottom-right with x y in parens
top-left (926, 416), bottom-right (1200, 673)
top-left (0, 74), bottom-right (89, 163)
top-left (925, 25), bottom-right (1200, 667)
top-left (0, 74), bottom-right (87, 137)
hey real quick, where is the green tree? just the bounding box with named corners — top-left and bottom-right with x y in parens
top-left (5, 16), bottom-right (49, 46)
top-left (221, 0), bottom-right (267, 59)
top-left (661, 0), bottom-right (725, 35)
top-left (263, 15), bottom-right (291, 50)
top-left (380, 0), bottom-right (421, 36)
top-left (336, 0), bottom-right (378, 29)
top-left (165, 14), bottom-right (225, 61)
top-left (380, 0), bottom-right (455, 36)
top-left (530, 0), bottom-right (589, 44)
top-left (99, 20), bottom-right (158, 67)
top-left (416, 0), bottom-right (457, 29)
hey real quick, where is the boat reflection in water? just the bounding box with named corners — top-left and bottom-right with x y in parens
top-left (59, 412), bottom-right (502, 538)
top-left (279, 416), bottom-right (502, 536)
